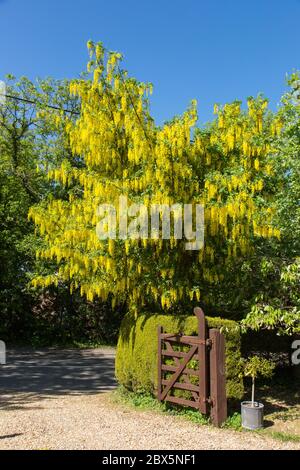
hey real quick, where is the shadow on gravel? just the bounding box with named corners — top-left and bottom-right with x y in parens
top-left (0, 348), bottom-right (116, 408)
top-left (0, 433), bottom-right (24, 440)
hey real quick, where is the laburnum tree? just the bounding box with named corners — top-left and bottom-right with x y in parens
top-left (29, 41), bottom-right (282, 316)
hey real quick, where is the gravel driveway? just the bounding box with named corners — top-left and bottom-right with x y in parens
top-left (0, 348), bottom-right (299, 450)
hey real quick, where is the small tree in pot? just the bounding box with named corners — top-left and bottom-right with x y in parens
top-left (241, 356), bottom-right (275, 430)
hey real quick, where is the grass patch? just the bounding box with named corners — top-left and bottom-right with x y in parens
top-left (112, 386), bottom-right (166, 412)
top-left (221, 412), bottom-right (242, 431)
top-left (167, 407), bottom-right (209, 425)
top-left (112, 386), bottom-right (300, 443)
top-left (265, 431), bottom-right (300, 443)
top-left (113, 386), bottom-right (225, 427)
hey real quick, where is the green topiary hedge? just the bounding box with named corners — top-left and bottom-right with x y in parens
top-left (115, 313), bottom-right (244, 400)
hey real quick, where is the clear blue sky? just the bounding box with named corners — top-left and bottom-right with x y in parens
top-left (0, 0), bottom-right (299, 124)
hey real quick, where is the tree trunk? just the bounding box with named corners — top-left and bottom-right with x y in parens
top-left (251, 376), bottom-right (255, 406)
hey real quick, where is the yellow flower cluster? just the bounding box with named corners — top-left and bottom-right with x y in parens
top-left (29, 42), bottom-right (281, 313)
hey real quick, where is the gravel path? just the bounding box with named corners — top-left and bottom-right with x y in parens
top-left (0, 392), bottom-right (299, 450)
top-left (0, 348), bottom-right (299, 450)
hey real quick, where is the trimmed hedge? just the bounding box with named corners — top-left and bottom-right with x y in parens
top-left (116, 313), bottom-right (244, 400)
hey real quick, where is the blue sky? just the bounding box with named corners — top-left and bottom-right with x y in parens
top-left (0, 0), bottom-right (299, 124)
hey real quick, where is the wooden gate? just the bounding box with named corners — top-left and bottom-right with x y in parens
top-left (157, 307), bottom-right (227, 426)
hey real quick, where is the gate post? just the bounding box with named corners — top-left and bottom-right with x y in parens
top-left (157, 325), bottom-right (163, 401)
top-left (209, 328), bottom-right (227, 426)
top-left (194, 307), bottom-right (208, 414)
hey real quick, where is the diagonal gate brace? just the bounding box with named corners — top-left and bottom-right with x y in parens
top-left (160, 344), bottom-right (198, 401)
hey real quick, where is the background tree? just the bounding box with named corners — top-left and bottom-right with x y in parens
top-left (0, 72), bottom-right (125, 344)
top-left (0, 75), bottom-right (48, 337)
top-left (242, 74), bottom-right (300, 334)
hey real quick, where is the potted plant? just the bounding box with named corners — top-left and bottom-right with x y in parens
top-left (241, 356), bottom-right (275, 430)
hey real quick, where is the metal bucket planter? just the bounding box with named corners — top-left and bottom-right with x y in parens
top-left (241, 401), bottom-right (264, 430)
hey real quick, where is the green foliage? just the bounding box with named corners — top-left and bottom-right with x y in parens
top-left (241, 355), bottom-right (275, 405)
top-left (0, 75), bottom-right (75, 340)
top-left (113, 386), bottom-right (210, 424)
top-left (0, 74), bottom-right (121, 345)
top-left (113, 385), bottom-right (167, 412)
top-left (113, 386), bottom-right (250, 428)
top-left (242, 74), bottom-right (300, 335)
top-left (115, 312), bottom-right (244, 400)
top-left (242, 258), bottom-right (300, 335)
top-left (269, 431), bottom-right (300, 443)
top-left (221, 412), bottom-right (242, 431)
top-left (242, 356), bottom-right (275, 380)
top-left (275, 73), bottom-right (300, 253)
top-left (0, 76), bottom-right (50, 333)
